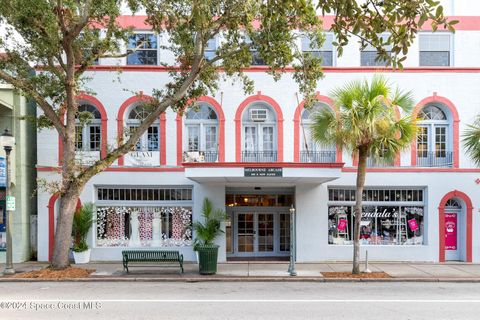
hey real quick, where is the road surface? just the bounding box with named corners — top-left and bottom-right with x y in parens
top-left (0, 281), bottom-right (479, 319)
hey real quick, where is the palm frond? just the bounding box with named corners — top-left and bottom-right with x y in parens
top-left (462, 116), bottom-right (480, 166)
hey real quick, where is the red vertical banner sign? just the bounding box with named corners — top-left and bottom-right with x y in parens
top-left (444, 213), bottom-right (457, 250)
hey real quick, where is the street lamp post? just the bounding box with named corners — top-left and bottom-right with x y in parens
top-left (1, 129), bottom-right (15, 275)
top-left (288, 204), bottom-right (297, 276)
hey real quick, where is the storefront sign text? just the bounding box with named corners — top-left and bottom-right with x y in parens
top-left (244, 167), bottom-right (283, 177)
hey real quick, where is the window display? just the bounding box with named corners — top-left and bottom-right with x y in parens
top-left (96, 206), bottom-right (192, 247)
top-left (328, 205), bottom-right (424, 245)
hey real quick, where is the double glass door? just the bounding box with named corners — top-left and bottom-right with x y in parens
top-left (230, 209), bottom-right (290, 257)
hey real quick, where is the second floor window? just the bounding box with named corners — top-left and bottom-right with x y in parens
top-left (184, 103), bottom-right (219, 151)
top-left (416, 104), bottom-right (452, 167)
top-left (242, 104), bottom-right (277, 162)
top-left (360, 34), bottom-right (391, 67)
top-left (127, 105), bottom-right (159, 151)
top-left (301, 33), bottom-right (334, 66)
top-left (127, 33), bottom-right (158, 65)
top-left (300, 103), bottom-right (336, 162)
top-left (75, 104), bottom-right (101, 152)
top-left (419, 33), bottom-right (451, 66)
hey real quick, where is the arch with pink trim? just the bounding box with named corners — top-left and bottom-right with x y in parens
top-left (176, 96), bottom-right (226, 165)
top-left (438, 190), bottom-right (473, 262)
top-left (116, 95), bottom-right (167, 166)
top-left (235, 92), bottom-right (284, 162)
top-left (411, 93), bottom-right (460, 168)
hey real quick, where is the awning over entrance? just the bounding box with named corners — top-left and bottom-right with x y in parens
top-left (183, 162), bottom-right (343, 184)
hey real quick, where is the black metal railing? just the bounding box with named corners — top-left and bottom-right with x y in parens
top-left (415, 151), bottom-right (453, 167)
top-left (183, 151), bottom-right (218, 163)
top-left (300, 151), bottom-right (336, 163)
top-left (242, 150), bottom-right (278, 162)
top-left (366, 157), bottom-right (395, 167)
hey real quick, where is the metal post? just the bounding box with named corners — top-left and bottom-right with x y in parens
top-left (3, 146), bottom-right (14, 275)
top-left (288, 204), bottom-right (297, 276)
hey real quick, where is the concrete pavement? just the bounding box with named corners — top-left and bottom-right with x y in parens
top-left (5, 261), bottom-right (480, 281)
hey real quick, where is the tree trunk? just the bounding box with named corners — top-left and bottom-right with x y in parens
top-left (352, 146), bottom-right (368, 274)
top-left (51, 187), bottom-right (81, 269)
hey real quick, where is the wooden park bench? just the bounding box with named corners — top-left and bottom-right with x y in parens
top-left (122, 250), bottom-right (184, 274)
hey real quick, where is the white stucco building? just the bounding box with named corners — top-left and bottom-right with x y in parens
top-left (37, 3), bottom-right (480, 263)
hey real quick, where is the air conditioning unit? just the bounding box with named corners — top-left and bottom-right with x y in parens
top-left (250, 109), bottom-right (267, 122)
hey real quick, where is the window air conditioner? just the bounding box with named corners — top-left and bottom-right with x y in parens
top-left (250, 109), bottom-right (267, 122)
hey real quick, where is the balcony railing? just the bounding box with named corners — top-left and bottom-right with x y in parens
top-left (300, 151), bottom-right (336, 163)
top-left (242, 150), bottom-right (277, 162)
top-left (366, 157), bottom-right (394, 167)
top-left (183, 151), bottom-right (218, 163)
top-left (415, 151), bottom-right (453, 167)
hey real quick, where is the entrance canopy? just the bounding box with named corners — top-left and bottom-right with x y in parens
top-left (183, 162), bottom-right (343, 185)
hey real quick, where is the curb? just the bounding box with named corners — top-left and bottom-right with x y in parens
top-left (2, 277), bottom-right (480, 283)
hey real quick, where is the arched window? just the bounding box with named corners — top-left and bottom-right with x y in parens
top-left (300, 103), bottom-right (336, 162)
top-left (75, 104), bottom-right (101, 151)
top-left (416, 104), bottom-right (452, 167)
top-left (183, 103), bottom-right (219, 162)
top-left (242, 103), bottom-right (277, 162)
top-left (126, 104), bottom-right (159, 151)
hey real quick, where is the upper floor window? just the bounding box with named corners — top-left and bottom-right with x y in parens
top-left (245, 35), bottom-right (266, 66)
top-left (75, 104), bottom-right (101, 152)
top-left (301, 33), bottom-right (334, 66)
top-left (127, 33), bottom-right (158, 65)
top-left (416, 104), bottom-right (452, 167)
top-left (419, 33), bottom-right (451, 67)
top-left (242, 103), bottom-right (277, 162)
top-left (183, 103), bottom-right (219, 162)
top-left (300, 103), bottom-right (336, 162)
top-left (127, 104), bottom-right (159, 151)
top-left (360, 34), bottom-right (391, 66)
top-left (204, 37), bottom-right (217, 61)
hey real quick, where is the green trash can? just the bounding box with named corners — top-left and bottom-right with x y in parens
top-left (197, 244), bottom-right (219, 275)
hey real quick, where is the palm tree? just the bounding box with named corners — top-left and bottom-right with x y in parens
top-left (462, 115), bottom-right (480, 165)
top-left (311, 75), bottom-right (417, 274)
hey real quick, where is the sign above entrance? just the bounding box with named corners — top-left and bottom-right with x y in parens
top-left (244, 167), bottom-right (282, 177)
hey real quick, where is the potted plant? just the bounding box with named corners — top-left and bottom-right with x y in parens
top-left (193, 198), bottom-right (227, 275)
top-left (72, 203), bottom-right (94, 264)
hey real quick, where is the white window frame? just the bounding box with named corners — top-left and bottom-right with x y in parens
top-left (183, 104), bottom-right (219, 153)
top-left (242, 105), bottom-right (277, 153)
top-left (126, 32), bottom-right (159, 66)
top-left (418, 32), bottom-right (453, 67)
top-left (126, 104), bottom-right (160, 152)
top-left (417, 105), bottom-right (452, 161)
top-left (360, 33), bottom-right (392, 67)
top-left (75, 104), bottom-right (102, 152)
top-left (301, 32), bottom-right (336, 67)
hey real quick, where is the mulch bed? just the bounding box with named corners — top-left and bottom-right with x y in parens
top-left (322, 272), bottom-right (391, 278)
top-left (10, 267), bottom-right (95, 279)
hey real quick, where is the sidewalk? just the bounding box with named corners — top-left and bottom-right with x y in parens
top-left (4, 261), bottom-right (480, 282)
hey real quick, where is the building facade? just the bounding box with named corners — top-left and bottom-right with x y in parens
top-left (37, 3), bottom-right (480, 263)
top-left (0, 83), bottom-right (37, 263)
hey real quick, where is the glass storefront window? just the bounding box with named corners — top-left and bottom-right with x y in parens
top-left (328, 205), bottom-right (424, 245)
top-left (96, 206), bottom-right (192, 247)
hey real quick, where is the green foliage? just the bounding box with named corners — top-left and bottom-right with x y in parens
top-left (319, 0), bottom-right (457, 68)
top-left (462, 116), bottom-right (480, 166)
top-left (193, 198), bottom-right (228, 248)
top-left (311, 75), bottom-right (417, 164)
top-left (72, 203), bottom-right (94, 252)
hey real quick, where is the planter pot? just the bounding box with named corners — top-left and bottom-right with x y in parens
top-left (197, 245), bottom-right (219, 275)
top-left (73, 249), bottom-right (91, 264)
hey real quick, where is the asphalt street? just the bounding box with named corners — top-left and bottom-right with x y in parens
top-left (0, 282), bottom-right (479, 319)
